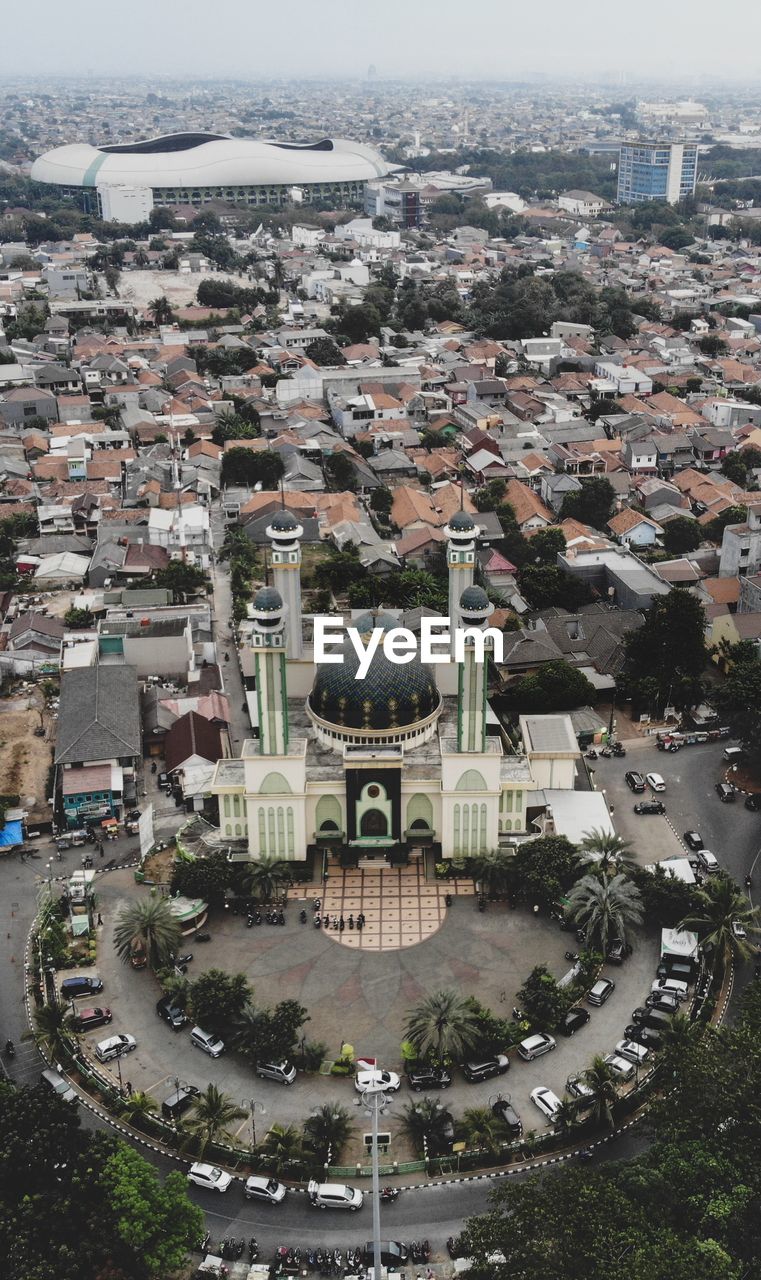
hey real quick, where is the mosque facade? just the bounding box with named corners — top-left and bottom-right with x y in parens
top-left (210, 511), bottom-right (580, 865)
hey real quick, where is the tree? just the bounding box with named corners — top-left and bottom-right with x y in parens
top-left (116, 1088), bottom-right (158, 1126)
top-left (713, 644), bottom-right (761, 767)
top-left (518, 565), bottom-right (593, 610)
top-left (528, 526), bottom-right (566, 566)
top-left (699, 334), bottom-right (728, 356)
top-left (314, 546), bottom-right (367, 595)
top-left (151, 558), bottom-right (208, 602)
top-left (631, 862), bottom-right (701, 928)
top-left (233, 999), bottom-right (309, 1064)
top-left (188, 969), bottom-right (253, 1035)
top-left (503, 660), bottom-right (596, 713)
top-left (469, 848), bottom-right (514, 898)
top-left (582, 1055), bottom-right (620, 1129)
top-left (101, 1144), bottom-right (203, 1277)
top-left (238, 853), bottom-right (293, 903)
top-left (621, 589), bottom-right (707, 716)
top-left (461, 1106), bottom-right (503, 1155)
top-left (305, 336), bottom-right (346, 365)
top-left (63, 606), bottom-right (94, 630)
top-left (113, 896), bottom-right (182, 970)
top-left (677, 875), bottom-right (760, 970)
top-left (336, 302), bottom-right (382, 344)
top-left (324, 451), bottom-right (357, 491)
top-left (577, 828), bottom-right (636, 876)
top-left (220, 447), bottom-right (285, 488)
top-left (516, 964), bottom-right (567, 1030)
top-left (559, 477), bottom-right (615, 530)
top-left (507, 835), bottom-right (581, 908)
top-left (304, 1104), bottom-right (356, 1164)
top-left (261, 1122), bottom-right (306, 1174)
top-left (405, 989), bottom-right (481, 1062)
top-left (183, 1084), bottom-right (247, 1157)
top-left (172, 849), bottom-right (232, 909)
top-left (147, 295), bottom-right (174, 326)
top-left (369, 485), bottom-right (393, 516)
top-left (662, 516), bottom-right (702, 554)
top-left (400, 1098), bottom-right (454, 1156)
top-left (565, 872), bottom-right (643, 953)
top-left (474, 478), bottom-right (507, 512)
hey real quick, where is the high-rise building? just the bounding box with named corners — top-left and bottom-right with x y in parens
top-left (617, 141), bottom-right (698, 205)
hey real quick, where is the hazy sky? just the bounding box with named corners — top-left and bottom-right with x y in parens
top-left (5, 0), bottom-right (761, 82)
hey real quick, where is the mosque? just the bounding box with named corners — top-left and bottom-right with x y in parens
top-left (210, 508), bottom-right (585, 865)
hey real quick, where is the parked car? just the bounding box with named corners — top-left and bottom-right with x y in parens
top-left (40, 1067), bottom-right (77, 1103)
top-left (307, 1180), bottom-right (364, 1211)
top-left (587, 978), bottom-right (615, 1006)
top-left (645, 991), bottom-right (681, 1014)
top-left (244, 1175), bottom-right (288, 1204)
top-left (716, 782), bottom-right (736, 803)
top-left (257, 1060), bottom-right (297, 1086)
top-left (615, 1039), bottom-right (650, 1066)
top-left (634, 800), bottom-right (666, 815)
top-left (187, 1163), bottom-right (232, 1194)
top-left (607, 939), bottom-right (630, 965)
top-left (566, 1074), bottom-right (595, 1103)
top-left (624, 1025), bottom-right (663, 1051)
top-left (490, 1094), bottom-right (522, 1138)
top-left (745, 794), bottom-right (761, 812)
top-left (651, 978), bottom-right (688, 1000)
top-left (604, 1054), bottom-right (635, 1081)
top-left (696, 849), bottom-right (720, 874)
top-left (354, 1068), bottom-right (399, 1094)
top-left (162, 1085), bottom-right (199, 1121)
top-left (74, 1007), bottom-right (112, 1032)
top-left (61, 975), bottom-right (103, 1000)
top-left (156, 995), bottom-right (187, 1030)
top-left (625, 771), bottom-right (647, 793)
top-left (361, 1242), bottom-right (409, 1269)
top-left (462, 1055), bottom-right (509, 1082)
top-left (732, 920), bottom-right (748, 940)
top-left (406, 1066), bottom-right (452, 1091)
top-left (190, 1026), bottom-right (225, 1058)
top-left (646, 772), bottom-right (666, 793)
top-left (656, 960), bottom-right (693, 983)
top-left (559, 1007), bottom-right (590, 1037)
top-left (530, 1086), bottom-right (563, 1125)
top-left (683, 831), bottom-right (704, 852)
top-left (518, 1032), bottom-right (557, 1059)
top-left (95, 1033), bottom-right (136, 1063)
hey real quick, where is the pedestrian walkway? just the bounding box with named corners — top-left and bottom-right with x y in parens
top-left (290, 862), bottom-right (475, 952)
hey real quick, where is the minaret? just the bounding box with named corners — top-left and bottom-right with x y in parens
top-left (443, 508), bottom-right (478, 656)
top-left (266, 507), bottom-right (304, 660)
top-left (251, 585), bottom-right (289, 756)
top-left (456, 585), bottom-right (493, 754)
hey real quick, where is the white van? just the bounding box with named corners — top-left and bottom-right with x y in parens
top-left (723, 746), bottom-right (744, 762)
top-left (651, 977), bottom-right (688, 1001)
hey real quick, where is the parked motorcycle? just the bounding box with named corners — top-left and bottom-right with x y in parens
top-left (248, 1236), bottom-right (259, 1262)
top-left (585, 748), bottom-right (598, 760)
top-left (380, 1186), bottom-right (399, 1203)
top-left (565, 950), bottom-right (580, 963)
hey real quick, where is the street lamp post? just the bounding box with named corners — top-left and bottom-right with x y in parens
top-left (247, 1098), bottom-right (266, 1149)
top-left (360, 1085), bottom-right (390, 1280)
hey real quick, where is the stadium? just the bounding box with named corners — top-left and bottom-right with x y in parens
top-left (30, 132), bottom-right (396, 217)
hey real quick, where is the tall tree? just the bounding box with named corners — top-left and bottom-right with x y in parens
top-left (677, 875), bottom-right (760, 970)
top-left (405, 990), bottom-right (481, 1062)
top-left (559, 477), bottom-right (615, 530)
top-left (183, 1084), bottom-right (247, 1157)
top-left (621, 589), bottom-right (707, 716)
top-left (113, 896), bottom-right (182, 970)
top-left (565, 872), bottom-right (643, 952)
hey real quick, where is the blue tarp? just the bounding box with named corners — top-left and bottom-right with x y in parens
top-left (0, 820), bottom-right (23, 848)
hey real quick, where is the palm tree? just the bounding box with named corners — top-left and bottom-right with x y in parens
top-left (461, 1107), bottom-right (502, 1156)
top-left (30, 1003), bottom-right (73, 1057)
top-left (660, 1011), bottom-right (704, 1066)
top-left (304, 1104), bottom-right (356, 1165)
top-left (469, 849), bottom-right (513, 898)
top-left (182, 1084), bottom-right (247, 1158)
top-left (148, 295), bottom-right (174, 326)
top-left (261, 1123), bottom-right (306, 1175)
top-left (578, 828), bottom-right (636, 876)
top-left (239, 854), bottom-right (293, 905)
top-left (113, 896), bottom-right (182, 970)
top-left (404, 990), bottom-right (480, 1063)
top-left (582, 1056), bottom-right (619, 1129)
top-left (677, 875), bottom-right (760, 970)
top-left (118, 1090), bottom-right (158, 1127)
top-left (565, 872), bottom-right (643, 954)
top-left (553, 1097), bottom-right (579, 1137)
top-left (400, 1099), bottom-right (453, 1157)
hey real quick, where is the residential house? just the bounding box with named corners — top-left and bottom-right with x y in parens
top-left (719, 505), bottom-right (761, 577)
top-left (503, 480), bottom-right (554, 533)
top-left (540, 473), bottom-right (582, 513)
top-left (55, 665), bottom-right (141, 823)
top-left (607, 509), bottom-right (663, 548)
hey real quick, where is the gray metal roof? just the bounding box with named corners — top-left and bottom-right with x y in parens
top-left (55, 665), bottom-right (141, 765)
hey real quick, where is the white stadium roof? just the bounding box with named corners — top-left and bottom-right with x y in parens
top-left (31, 133), bottom-right (395, 190)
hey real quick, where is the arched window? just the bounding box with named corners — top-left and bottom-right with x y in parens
top-left (260, 771), bottom-right (292, 795)
top-left (360, 809), bottom-right (387, 837)
top-left (455, 769), bottom-right (488, 792)
top-left (407, 793), bottom-right (433, 830)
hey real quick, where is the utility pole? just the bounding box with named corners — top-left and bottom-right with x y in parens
top-left (360, 1085), bottom-right (390, 1280)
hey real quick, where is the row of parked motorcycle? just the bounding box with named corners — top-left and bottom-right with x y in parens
top-left (585, 740), bottom-right (626, 760)
top-left (201, 1237), bottom-right (430, 1273)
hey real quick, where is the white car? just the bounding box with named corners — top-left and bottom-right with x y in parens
top-left (530, 1086), bottom-right (563, 1124)
top-left (646, 772), bottom-right (666, 793)
top-left (696, 849), bottom-right (719, 874)
top-left (604, 1054), bottom-right (635, 1081)
top-left (187, 1162), bottom-right (233, 1193)
top-left (615, 1039), bottom-right (650, 1065)
top-left (518, 1033), bottom-right (556, 1061)
top-left (354, 1069), bottom-right (401, 1094)
top-left (94, 1033), bottom-right (137, 1063)
top-left (307, 1179), bottom-right (364, 1211)
top-left (651, 978), bottom-right (688, 1001)
top-left (732, 920), bottom-right (747, 940)
top-left (244, 1174), bottom-right (287, 1204)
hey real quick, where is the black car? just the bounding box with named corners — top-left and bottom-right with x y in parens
top-left (462, 1055), bottom-right (509, 1083)
top-left (560, 1006), bottom-right (590, 1037)
top-left (683, 830), bottom-right (704, 852)
top-left (625, 771), bottom-right (647, 793)
top-left (406, 1066), bottom-right (452, 1091)
top-left (716, 782), bottom-right (736, 803)
top-left (156, 995), bottom-right (188, 1030)
top-left (745, 793), bottom-right (761, 811)
top-left (607, 938), bottom-right (631, 965)
top-left (624, 1024), bottom-right (663, 1050)
top-left (634, 800), bottom-right (666, 815)
top-left (490, 1094), bottom-right (522, 1138)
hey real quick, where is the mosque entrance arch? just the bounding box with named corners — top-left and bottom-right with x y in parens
top-left (360, 808), bottom-right (388, 838)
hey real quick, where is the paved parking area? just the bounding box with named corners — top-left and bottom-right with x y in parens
top-left (83, 868), bottom-right (659, 1152)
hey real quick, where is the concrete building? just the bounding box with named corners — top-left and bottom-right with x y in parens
top-left (719, 506), bottom-right (761, 578)
top-left (617, 141), bottom-right (698, 205)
